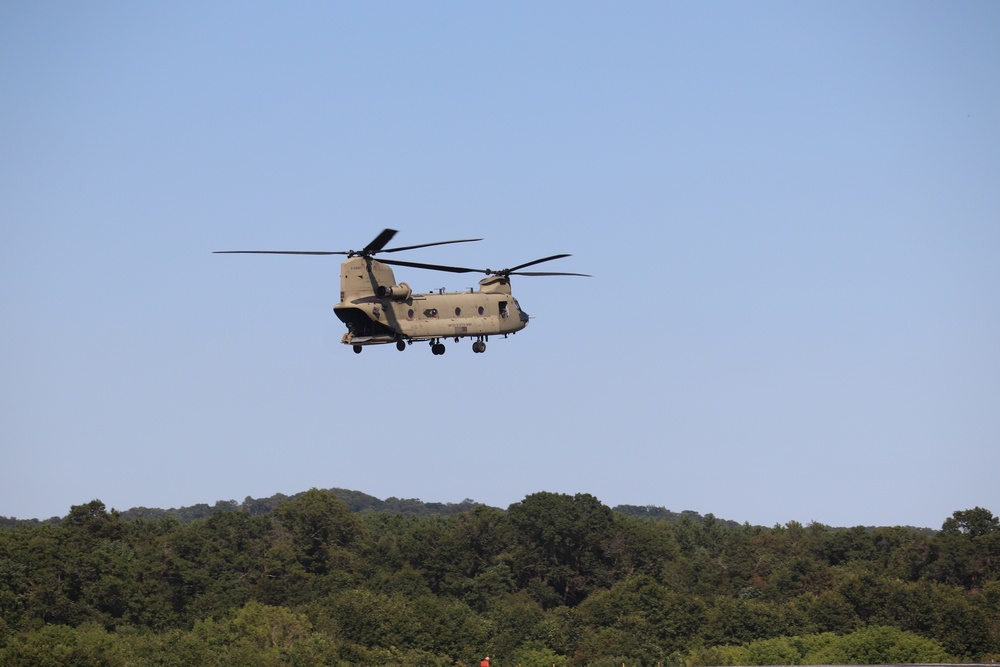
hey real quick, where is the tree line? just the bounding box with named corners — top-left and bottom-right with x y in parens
top-left (0, 488), bottom-right (483, 529)
top-left (0, 490), bottom-right (997, 666)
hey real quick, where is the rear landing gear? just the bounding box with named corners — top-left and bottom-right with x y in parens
top-left (353, 345), bottom-right (363, 354)
top-left (396, 340), bottom-right (407, 351)
top-left (430, 340), bottom-right (446, 355)
top-left (472, 341), bottom-right (486, 354)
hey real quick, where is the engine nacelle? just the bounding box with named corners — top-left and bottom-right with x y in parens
top-left (376, 282), bottom-right (412, 301)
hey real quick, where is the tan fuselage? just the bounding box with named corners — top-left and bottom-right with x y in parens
top-left (333, 258), bottom-right (527, 346)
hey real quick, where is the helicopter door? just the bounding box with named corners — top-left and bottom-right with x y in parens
top-left (498, 301), bottom-right (509, 319)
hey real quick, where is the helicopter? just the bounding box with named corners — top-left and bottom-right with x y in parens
top-left (215, 229), bottom-right (589, 355)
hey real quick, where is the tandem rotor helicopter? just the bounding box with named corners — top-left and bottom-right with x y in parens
top-left (215, 229), bottom-right (589, 355)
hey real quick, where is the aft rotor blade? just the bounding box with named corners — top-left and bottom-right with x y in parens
top-left (379, 258), bottom-right (481, 273)
top-left (362, 229), bottom-right (398, 255)
top-left (381, 257), bottom-right (590, 278)
top-left (215, 243), bottom-right (589, 277)
top-left (213, 231), bottom-right (481, 258)
top-left (381, 238), bottom-right (483, 254)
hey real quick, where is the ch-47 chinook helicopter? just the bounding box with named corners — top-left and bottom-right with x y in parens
top-left (215, 229), bottom-right (589, 355)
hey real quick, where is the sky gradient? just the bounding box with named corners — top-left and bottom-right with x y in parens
top-left (2, 2), bottom-right (998, 528)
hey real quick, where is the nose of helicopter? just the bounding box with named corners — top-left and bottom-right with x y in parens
top-left (519, 309), bottom-right (530, 324)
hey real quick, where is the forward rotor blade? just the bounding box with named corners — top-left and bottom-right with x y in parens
top-left (508, 254), bottom-right (572, 272)
top-left (510, 270), bottom-right (592, 277)
top-left (213, 250), bottom-right (345, 255)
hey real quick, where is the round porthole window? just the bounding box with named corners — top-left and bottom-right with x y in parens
top-left (478, 306), bottom-right (485, 315)
top-left (407, 309), bottom-right (414, 319)
top-left (455, 307), bottom-right (462, 317)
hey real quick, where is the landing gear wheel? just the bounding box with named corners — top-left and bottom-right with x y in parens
top-left (472, 341), bottom-right (486, 353)
top-left (431, 343), bottom-right (446, 355)
top-left (396, 340), bottom-right (406, 351)
top-left (353, 345), bottom-right (363, 354)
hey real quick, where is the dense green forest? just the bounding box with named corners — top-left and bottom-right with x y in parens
top-left (1, 490), bottom-right (997, 666)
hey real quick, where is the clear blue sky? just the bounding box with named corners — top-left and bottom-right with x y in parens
top-left (2, 2), bottom-right (997, 528)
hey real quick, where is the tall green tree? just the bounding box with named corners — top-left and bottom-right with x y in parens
top-left (931, 507), bottom-right (1000, 588)
top-left (272, 488), bottom-right (364, 576)
top-left (943, 507), bottom-right (1000, 538)
top-left (507, 493), bottom-right (616, 607)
